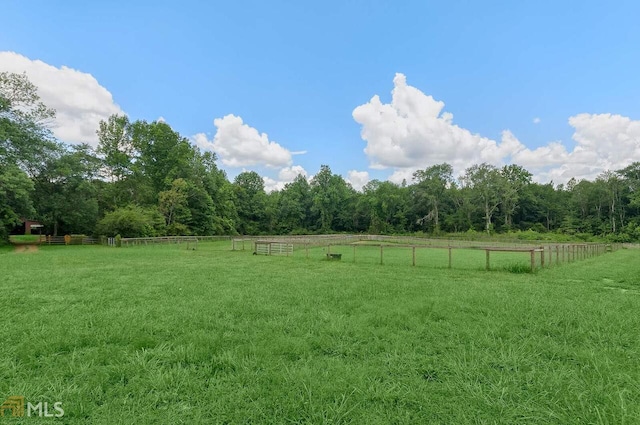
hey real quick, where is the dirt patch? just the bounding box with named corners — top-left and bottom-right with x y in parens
top-left (13, 244), bottom-right (39, 253)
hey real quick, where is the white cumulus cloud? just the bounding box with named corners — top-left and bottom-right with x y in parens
top-left (533, 117), bottom-right (541, 124)
top-left (352, 73), bottom-right (520, 174)
top-left (206, 114), bottom-right (295, 168)
top-left (346, 170), bottom-right (370, 191)
top-left (0, 51), bottom-right (123, 145)
top-left (353, 73), bottom-right (640, 184)
top-left (262, 165), bottom-right (309, 192)
top-left (278, 165), bottom-right (308, 181)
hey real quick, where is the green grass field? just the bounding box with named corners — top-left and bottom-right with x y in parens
top-left (1, 242), bottom-right (639, 424)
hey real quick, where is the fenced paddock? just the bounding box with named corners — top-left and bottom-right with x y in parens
top-left (226, 235), bottom-right (621, 273)
top-left (112, 234), bottom-right (620, 272)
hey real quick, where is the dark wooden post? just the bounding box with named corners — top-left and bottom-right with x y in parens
top-left (485, 249), bottom-right (490, 271)
top-left (412, 246), bottom-right (416, 266)
top-left (571, 245), bottom-right (575, 262)
top-left (448, 247), bottom-right (452, 269)
top-left (530, 250), bottom-right (535, 272)
top-left (380, 245), bottom-right (383, 265)
top-left (556, 245), bottom-right (559, 264)
top-left (540, 247), bottom-right (545, 268)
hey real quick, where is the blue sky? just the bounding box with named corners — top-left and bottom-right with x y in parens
top-left (2, 0), bottom-right (640, 189)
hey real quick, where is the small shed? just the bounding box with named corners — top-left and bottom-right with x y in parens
top-left (10, 218), bottom-right (44, 235)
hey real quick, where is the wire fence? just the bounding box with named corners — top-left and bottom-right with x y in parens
top-left (233, 235), bottom-right (622, 272)
top-left (60, 233), bottom-right (621, 272)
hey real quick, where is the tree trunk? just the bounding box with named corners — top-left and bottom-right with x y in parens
top-left (610, 196), bottom-right (616, 233)
top-left (485, 201), bottom-right (491, 234)
top-left (433, 202), bottom-right (439, 232)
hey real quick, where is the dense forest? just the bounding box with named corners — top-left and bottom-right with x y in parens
top-left (2, 72), bottom-right (640, 243)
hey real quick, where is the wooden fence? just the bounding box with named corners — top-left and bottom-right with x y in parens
top-left (120, 235), bottom-right (230, 247)
top-left (254, 241), bottom-right (294, 256)
top-left (40, 236), bottom-right (98, 245)
top-left (310, 242), bottom-right (621, 272)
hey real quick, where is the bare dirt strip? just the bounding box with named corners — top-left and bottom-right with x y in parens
top-left (13, 244), bottom-right (39, 253)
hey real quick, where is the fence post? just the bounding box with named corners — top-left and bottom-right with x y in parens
top-left (412, 246), bottom-right (416, 266)
top-left (380, 245), bottom-right (383, 265)
top-left (353, 245), bottom-right (356, 263)
top-left (548, 245), bottom-right (552, 266)
top-left (530, 250), bottom-right (535, 272)
top-left (556, 245), bottom-right (559, 265)
top-left (485, 249), bottom-right (490, 271)
top-left (540, 247), bottom-right (545, 268)
top-left (448, 247), bottom-right (452, 269)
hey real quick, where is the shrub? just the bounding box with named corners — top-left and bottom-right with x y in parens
top-left (96, 205), bottom-right (165, 238)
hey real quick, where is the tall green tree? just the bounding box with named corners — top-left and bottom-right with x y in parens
top-left (277, 174), bottom-right (312, 233)
top-left (32, 144), bottom-right (101, 235)
top-left (0, 72), bottom-right (58, 174)
top-left (96, 114), bottom-right (133, 182)
top-left (412, 163), bottom-right (454, 233)
top-left (0, 72), bottom-right (57, 240)
top-left (462, 163), bottom-right (504, 233)
top-left (233, 171), bottom-right (267, 234)
top-left (130, 120), bottom-right (197, 198)
top-left (597, 170), bottom-right (625, 233)
top-left (500, 164), bottom-right (532, 229)
top-left (158, 178), bottom-right (191, 235)
top-left (310, 165), bottom-right (351, 232)
top-left (0, 165), bottom-right (35, 240)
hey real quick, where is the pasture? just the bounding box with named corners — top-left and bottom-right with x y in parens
top-left (0, 241), bottom-right (639, 423)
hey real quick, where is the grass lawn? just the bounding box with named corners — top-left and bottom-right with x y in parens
top-left (0, 242), bottom-right (639, 423)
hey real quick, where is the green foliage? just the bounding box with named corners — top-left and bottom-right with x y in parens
top-left (0, 165), bottom-right (35, 241)
top-left (130, 120), bottom-right (197, 196)
top-left (233, 171), bottom-right (267, 234)
top-left (96, 114), bottom-right (133, 183)
top-left (96, 205), bottom-right (164, 237)
top-left (32, 144), bottom-right (100, 235)
top-left (310, 165), bottom-right (353, 232)
top-left (0, 71), bottom-right (58, 172)
top-left (6, 74), bottom-right (640, 243)
top-left (158, 178), bottom-right (191, 234)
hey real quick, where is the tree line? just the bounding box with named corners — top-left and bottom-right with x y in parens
top-left (2, 72), bottom-right (640, 242)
